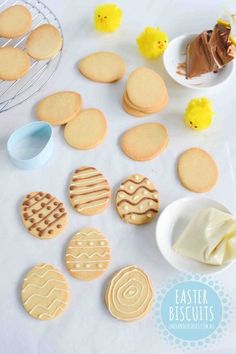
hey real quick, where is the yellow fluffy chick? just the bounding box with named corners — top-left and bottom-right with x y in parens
top-left (94, 3), bottom-right (122, 33)
top-left (136, 27), bottom-right (169, 58)
top-left (184, 98), bottom-right (215, 131)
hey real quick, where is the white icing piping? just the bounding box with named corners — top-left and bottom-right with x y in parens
top-left (69, 184), bottom-right (108, 194)
top-left (65, 251), bottom-right (110, 259)
top-left (22, 278), bottom-right (67, 292)
top-left (77, 200), bottom-right (108, 212)
top-left (70, 176), bottom-right (106, 186)
top-left (74, 191), bottom-right (110, 203)
top-left (29, 298), bottom-right (67, 315)
top-left (24, 287), bottom-right (68, 305)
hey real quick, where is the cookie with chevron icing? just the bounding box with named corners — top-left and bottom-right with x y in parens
top-left (68, 166), bottom-right (111, 215)
top-left (20, 192), bottom-right (68, 239)
top-left (65, 227), bottom-right (111, 281)
top-left (21, 264), bottom-right (69, 320)
top-left (116, 174), bottom-right (159, 224)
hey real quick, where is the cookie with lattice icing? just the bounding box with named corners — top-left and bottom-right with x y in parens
top-left (105, 265), bottom-right (153, 321)
top-left (65, 227), bottom-right (111, 281)
top-left (68, 166), bottom-right (111, 215)
top-left (21, 263), bottom-right (69, 320)
top-left (20, 192), bottom-right (68, 239)
top-left (116, 174), bottom-right (159, 224)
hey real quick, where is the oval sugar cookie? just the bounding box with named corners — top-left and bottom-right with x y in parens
top-left (65, 228), bottom-right (111, 281)
top-left (177, 148), bottom-right (218, 193)
top-left (0, 47), bottom-right (30, 80)
top-left (120, 123), bottom-right (168, 161)
top-left (25, 24), bottom-right (62, 60)
top-left (0, 5), bottom-right (32, 38)
top-left (36, 91), bottom-right (82, 125)
top-left (78, 52), bottom-right (125, 83)
top-left (105, 265), bottom-right (153, 321)
top-left (116, 174), bottom-right (159, 224)
top-left (20, 192), bottom-right (68, 239)
top-left (21, 263), bottom-right (69, 320)
top-left (126, 67), bottom-right (168, 110)
top-left (69, 167), bottom-right (111, 215)
top-left (64, 109), bottom-right (107, 149)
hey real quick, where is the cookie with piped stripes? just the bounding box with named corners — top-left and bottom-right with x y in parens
top-left (68, 166), bottom-right (111, 215)
top-left (65, 227), bottom-right (111, 281)
top-left (20, 192), bottom-right (68, 239)
top-left (116, 174), bottom-right (159, 224)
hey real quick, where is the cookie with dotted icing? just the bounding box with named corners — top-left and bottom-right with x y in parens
top-left (105, 265), bottom-right (153, 321)
top-left (65, 227), bottom-right (111, 281)
top-left (116, 174), bottom-right (159, 225)
top-left (21, 263), bottom-right (69, 320)
top-left (68, 166), bottom-right (111, 215)
top-left (20, 192), bottom-right (68, 239)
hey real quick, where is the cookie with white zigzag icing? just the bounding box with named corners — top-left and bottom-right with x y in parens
top-left (21, 264), bottom-right (69, 320)
top-left (116, 174), bottom-right (159, 225)
top-left (68, 166), bottom-right (111, 215)
top-left (65, 228), bottom-right (111, 281)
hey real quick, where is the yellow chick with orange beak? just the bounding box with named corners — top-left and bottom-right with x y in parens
top-left (94, 3), bottom-right (122, 33)
top-left (137, 27), bottom-right (169, 58)
top-left (184, 98), bottom-right (215, 131)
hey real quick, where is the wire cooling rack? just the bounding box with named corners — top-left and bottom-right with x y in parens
top-left (0, 0), bottom-right (63, 113)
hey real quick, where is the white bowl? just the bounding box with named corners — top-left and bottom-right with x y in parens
top-left (155, 197), bottom-right (234, 274)
top-left (163, 33), bottom-right (235, 89)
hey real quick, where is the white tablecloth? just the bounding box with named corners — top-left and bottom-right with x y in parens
top-left (1, 0), bottom-right (236, 353)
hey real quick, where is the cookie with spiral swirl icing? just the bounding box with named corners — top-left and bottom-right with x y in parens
top-left (105, 265), bottom-right (153, 321)
top-left (116, 174), bottom-right (159, 224)
top-left (21, 263), bottom-right (69, 320)
top-left (68, 166), bottom-right (111, 215)
top-left (20, 192), bottom-right (68, 239)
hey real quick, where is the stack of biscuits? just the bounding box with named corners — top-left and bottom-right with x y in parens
top-left (122, 67), bottom-right (168, 117)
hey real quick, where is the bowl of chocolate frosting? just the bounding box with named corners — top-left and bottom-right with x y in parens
top-left (163, 23), bottom-right (235, 89)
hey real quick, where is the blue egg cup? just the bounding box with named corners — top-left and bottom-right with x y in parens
top-left (7, 121), bottom-right (53, 170)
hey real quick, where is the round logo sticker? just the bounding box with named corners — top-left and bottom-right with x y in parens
top-left (154, 274), bottom-right (231, 350)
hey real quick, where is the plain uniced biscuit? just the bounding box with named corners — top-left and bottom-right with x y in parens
top-left (126, 67), bottom-right (168, 110)
top-left (68, 166), bottom-right (111, 216)
top-left (64, 108), bottom-right (107, 149)
top-left (78, 51), bottom-right (125, 83)
top-left (177, 148), bottom-right (218, 193)
top-left (0, 47), bottom-right (30, 80)
top-left (21, 263), bottom-right (69, 320)
top-left (36, 91), bottom-right (82, 125)
top-left (105, 265), bottom-right (153, 321)
top-left (120, 123), bottom-right (169, 161)
top-left (65, 228), bottom-right (111, 281)
top-left (25, 24), bottom-right (62, 60)
top-left (116, 174), bottom-right (159, 224)
top-left (0, 5), bottom-right (32, 38)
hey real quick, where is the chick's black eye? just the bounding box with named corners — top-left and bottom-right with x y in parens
top-left (104, 16), bottom-right (107, 19)
top-left (97, 14), bottom-right (100, 17)
top-left (190, 121), bottom-right (193, 124)
top-left (195, 126), bottom-right (198, 128)
top-left (164, 40), bottom-right (167, 43)
top-left (158, 41), bottom-right (161, 44)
